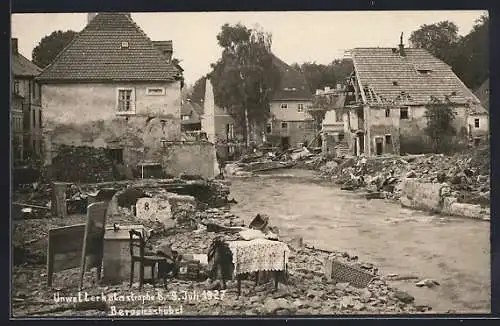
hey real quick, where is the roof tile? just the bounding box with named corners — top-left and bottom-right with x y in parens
top-left (352, 48), bottom-right (481, 106)
top-left (37, 13), bottom-right (181, 82)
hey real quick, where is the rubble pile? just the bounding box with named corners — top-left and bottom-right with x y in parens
top-left (50, 145), bottom-right (115, 183)
top-left (313, 145), bottom-right (490, 207)
top-left (12, 214), bottom-right (422, 316)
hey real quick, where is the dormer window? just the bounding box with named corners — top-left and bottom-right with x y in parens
top-left (121, 41), bottom-right (129, 49)
top-left (417, 69), bottom-right (432, 75)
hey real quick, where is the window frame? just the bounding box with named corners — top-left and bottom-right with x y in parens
top-left (297, 103), bottom-right (304, 112)
top-left (385, 134), bottom-right (392, 145)
top-left (385, 108), bottom-right (391, 117)
top-left (400, 107), bottom-right (409, 120)
top-left (146, 87), bottom-right (166, 96)
top-left (281, 122), bottom-right (288, 129)
top-left (474, 118), bottom-right (480, 128)
top-left (280, 103), bottom-right (288, 109)
top-left (116, 88), bottom-right (136, 115)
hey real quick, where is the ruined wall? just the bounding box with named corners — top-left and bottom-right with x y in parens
top-left (369, 107), bottom-right (400, 155)
top-left (268, 120), bottom-right (315, 148)
top-left (400, 178), bottom-right (447, 213)
top-left (399, 106), bottom-right (468, 154)
top-left (41, 81), bottom-right (182, 170)
top-left (156, 141), bottom-right (218, 179)
top-left (400, 178), bottom-right (489, 219)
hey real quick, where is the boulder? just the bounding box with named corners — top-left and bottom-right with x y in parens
top-left (136, 197), bottom-right (174, 230)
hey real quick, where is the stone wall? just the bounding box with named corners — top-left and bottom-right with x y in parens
top-left (400, 178), bottom-right (489, 220)
top-left (399, 106), bottom-right (469, 154)
top-left (158, 141), bottom-right (218, 179)
top-left (41, 81), bottom-right (182, 170)
top-left (400, 178), bottom-right (447, 213)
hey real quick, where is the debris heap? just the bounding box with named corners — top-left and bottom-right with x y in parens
top-left (50, 145), bottom-right (115, 183)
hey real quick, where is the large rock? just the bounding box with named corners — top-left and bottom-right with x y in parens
top-left (136, 197), bottom-right (174, 230)
top-left (399, 179), bottom-right (445, 212)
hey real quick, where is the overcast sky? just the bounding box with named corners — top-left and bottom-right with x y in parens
top-left (11, 11), bottom-right (486, 86)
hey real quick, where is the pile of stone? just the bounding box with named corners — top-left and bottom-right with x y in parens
top-left (12, 220), bottom-right (423, 316)
top-left (50, 145), bottom-right (114, 183)
top-left (315, 145), bottom-right (490, 206)
top-left (205, 180), bottom-right (231, 207)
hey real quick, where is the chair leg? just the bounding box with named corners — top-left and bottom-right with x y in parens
top-left (130, 261), bottom-right (135, 288)
top-left (139, 261), bottom-right (144, 290)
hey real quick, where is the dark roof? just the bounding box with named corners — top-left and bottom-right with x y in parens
top-left (37, 13), bottom-right (181, 82)
top-left (12, 51), bottom-right (42, 77)
top-left (181, 100), bottom-right (203, 124)
top-left (351, 47), bottom-right (481, 106)
top-left (152, 41), bottom-right (173, 53)
top-left (474, 78), bottom-right (489, 110)
top-left (271, 55), bottom-right (312, 101)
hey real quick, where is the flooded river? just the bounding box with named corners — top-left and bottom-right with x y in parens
top-left (228, 169), bottom-right (490, 314)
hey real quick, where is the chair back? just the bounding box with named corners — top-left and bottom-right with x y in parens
top-left (129, 229), bottom-right (145, 258)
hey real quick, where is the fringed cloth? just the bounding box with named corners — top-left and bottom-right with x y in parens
top-left (228, 239), bottom-right (290, 276)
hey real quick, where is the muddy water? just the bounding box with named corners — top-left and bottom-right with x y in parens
top-left (228, 169), bottom-right (490, 313)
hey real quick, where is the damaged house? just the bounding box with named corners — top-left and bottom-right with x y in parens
top-left (341, 39), bottom-right (488, 156)
top-left (36, 13), bottom-right (202, 179)
top-left (266, 55), bottom-right (314, 150)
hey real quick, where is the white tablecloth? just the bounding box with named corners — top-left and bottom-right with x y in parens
top-left (227, 239), bottom-right (290, 276)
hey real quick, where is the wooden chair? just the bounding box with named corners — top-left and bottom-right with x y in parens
top-left (129, 229), bottom-right (167, 289)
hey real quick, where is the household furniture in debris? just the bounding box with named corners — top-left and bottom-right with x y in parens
top-left (128, 229), bottom-right (167, 289)
top-left (102, 224), bottom-right (152, 284)
top-left (210, 238), bottom-right (290, 296)
top-left (79, 202), bottom-right (108, 289)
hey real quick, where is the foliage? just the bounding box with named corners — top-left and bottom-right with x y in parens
top-left (292, 59), bottom-right (353, 92)
top-left (409, 14), bottom-right (489, 89)
top-left (424, 96), bottom-right (457, 153)
top-left (209, 23), bottom-right (281, 139)
top-left (188, 76), bottom-right (208, 105)
top-left (409, 21), bottom-right (460, 64)
top-left (32, 30), bottom-right (77, 68)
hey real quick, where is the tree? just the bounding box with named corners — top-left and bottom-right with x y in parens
top-left (189, 76), bottom-right (208, 105)
top-left (424, 95), bottom-right (457, 153)
top-left (293, 59), bottom-right (353, 92)
top-left (210, 23), bottom-right (281, 147)
top-left (409, 21), bottom-right (460, 65)
top-left (32, 30), bottom-right (77, 68)
top-left (409, 14), bottom-right (489, 90)
top-left (451, 14), bottom-right (489, 89)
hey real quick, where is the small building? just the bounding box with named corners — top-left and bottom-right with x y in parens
top-left (36, 12), bottom-right (184, 172)
top-left (266, 55), bottom-right (314, 150)
top-left (11, 38), bottom-right (43, 162)
top-left (342, 39), bottom-right (487, 156)
top-left (202, 78), bottom-right (238, 161)
top-left (181, 100), bottom-right (203, 132)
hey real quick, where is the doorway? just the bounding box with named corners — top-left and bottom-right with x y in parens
top-left (280, 137), bottom-right (290, 150)
top-left (375, 137), bottom-right (383, 155)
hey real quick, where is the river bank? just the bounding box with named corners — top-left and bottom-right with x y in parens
top-left (229, 171), bottom-right (490, 313)
top-left (288, 146), bottom-right (490, 221)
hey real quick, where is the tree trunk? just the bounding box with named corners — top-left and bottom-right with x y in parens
top-left (245, 107), bottom-right (250, 149)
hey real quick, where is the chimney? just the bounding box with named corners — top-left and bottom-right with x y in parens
top-left (87, 13), bottom-right (97, 24)
top-left (11, 38), bottom-right (18, 54)
top-left (399, 32), bottom-right (406, 57)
